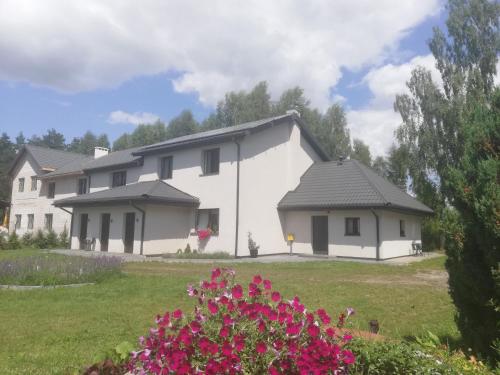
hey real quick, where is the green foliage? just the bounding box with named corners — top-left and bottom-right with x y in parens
top-left (0, 232), bottom-right (7, 250)
top-left (21, 232), bottom-right (35, 248)
top-left (394, 0), bottom-right (500, 361)
top-left (0, 133), bottom-right (16, 201)
top-left (58, 226), bottom-right (69, 248)
top-left (45, 230), bottom-right (58, 249)
top-left (351, 139), bottom-right (372, 167)
top-left (112, 121), bottom-right (168, 150)
top-left (184, 243), bottom-right (191, 254)
top-left (248, 232), bottom-right (260, 257)
top-left (66, 131), bottom-right (110, 155)
top-left (28, 128), bottom-right (66, 150)
top-left (7, 232), bottom-right (21, 250)
top-left (348, 338), bottom-right (491, 375)
top-left (163, 251), bottom-right (232, 259)
top-left (167, 110), bottom-right (199, 139)
top-left (33, 229), bottom-right (48, 249)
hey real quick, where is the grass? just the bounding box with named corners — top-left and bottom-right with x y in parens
top-left (0, 252), bottom-right (458, 374)
top-left (161, 251), bottom-right (233, 259)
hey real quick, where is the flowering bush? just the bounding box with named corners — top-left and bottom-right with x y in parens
top-left (129, 268), bottom-right (355, 374)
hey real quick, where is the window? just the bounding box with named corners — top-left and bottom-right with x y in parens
top-left (160, 156), bottom-right (173, 179)
top-left (400, 220), bottom-right (406, 237)
top-left (28, 214), bottom-right (34, 230)
top-left (18, 178), bottom-right (25, 192)
top-left (15, 214), bottom-right (21, 230)
top-left (31, 176), bottom-right (37, 191)
top-left (48, 182), bottom-right (56, 198)
top-left (78, 178), bottom-right (87, 195)
top-left (202, 148), bottom-right (220, 175)
top-left (345, 217), bottom-right (360, 236)
top-left (196, 209), bottom-right (219, 234)
top-left (45, 214), bottom-right (53, 231)
top-left (111, 171), bottom-right (127, 188)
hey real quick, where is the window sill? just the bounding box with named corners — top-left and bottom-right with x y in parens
top-left (199, 172), bottom-right (219, 177)
top-left (345, 233), bottom-right (360, 237)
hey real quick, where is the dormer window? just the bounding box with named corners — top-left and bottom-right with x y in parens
top-left (18, 178), bottom-right (25, 192)
top-left (112, 171), bottom-right (127, 188)
top-left (78, 178), bottom-right (87, 195)
top-left (31, 176), bottom-right (37, 191)
top-left (202, 148), bottom-right (220, 175)
top-left (160, 156), bottom-right (173, 179)
top-left (48, 182), bottom-right (56, 199)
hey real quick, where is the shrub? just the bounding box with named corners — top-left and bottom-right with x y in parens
top-left (58, 226), bottom-right (69, 248)
top-left (184, 244), bottom-right (191, 254)
top-left (45, 230), bottom-right (58, 248)
top-left (33, 229), bottom-right (48, 249)
top-left (128, 269), bottom-right (356, 374)
top-left (248, 232), bottom-right (259, 258)
top-left (0, 232), bottom-right (7, 250)
top-left (7, 232), bottom-right (21, 249)
top-left (21, 232), bottom-right (34, 247)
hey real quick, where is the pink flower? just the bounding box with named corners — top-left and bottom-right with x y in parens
top-left (256, 341), bottom-right (267, 354)
top-left (221, 341), bottom-right (232, 356)
top-left (342, 334), bottom-right (353, 342)
top-left (211, 268), bottom-right (222, 280)
top-left (220, 326), bottom-right (230, 338)
top-left (342, 349), bottom-right (355, 364)
top-left (172, 309), bottom-right (183, 319)
top-left (231, 284), bottom-right (243, 299)
top-left (263, 279), bottom-right (272, 290)
top-left (189, 320), bottom-right (201, 334)
top-left (271, 291), bottom-right (281, 302)
top-left (346, 307), bottom-right (355, 317)
top-left (207, 300), bottom-right (219, 315)
top-left (325, 327), bottom-right (335, 337)
top-left (307, 324), bottom-right (320, 337)
top-left (253, 275), bottom-right (262, 284)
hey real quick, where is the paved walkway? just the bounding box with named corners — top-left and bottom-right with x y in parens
top-left (49, 249), bottom-right (443, 265)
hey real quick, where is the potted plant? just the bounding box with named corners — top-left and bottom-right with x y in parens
top-left (248, 232), bottom-right (259, 258)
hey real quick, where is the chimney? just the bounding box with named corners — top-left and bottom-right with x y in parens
top-left (286, 109), bottom-right (300, 117)
top-left (94, 147), bottom-right (109, 159)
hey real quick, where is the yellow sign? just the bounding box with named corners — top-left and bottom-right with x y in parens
top-left (287, 233), bottom-right (295, 242)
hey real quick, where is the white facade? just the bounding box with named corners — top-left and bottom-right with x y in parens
top-left (9, 116), bottom-right (427, 259)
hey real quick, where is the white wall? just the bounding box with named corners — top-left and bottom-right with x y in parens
top-left (283, 209), bottom-right (378, 258)
top-left (89, 166), bottom-right (142, 193)
top-left (9, 153), bottom-right (76, 236)
top-left (379, 210), bottom-right (422, 259)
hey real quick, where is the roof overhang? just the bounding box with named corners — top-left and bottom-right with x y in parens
top-left (277, 203), bottom-right (433, 216)
top-left (54, 195), bottom-right (200, 208)
top-left (82, 159), bottom-right (143, 173)
top-left (7, 146), bottom-right (42, 177)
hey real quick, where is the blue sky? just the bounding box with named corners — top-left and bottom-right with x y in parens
top-left (0, 1), bottom-right (449, 155)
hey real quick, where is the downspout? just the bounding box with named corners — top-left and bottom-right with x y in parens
top-left (130, 201), bottom-right (145, 256)
top-left (58, 206), bottom-right (73, 249)
top-left (370, 209), bottom-right (380, 261)
top-left (234, 140), bottom-right (241, 258)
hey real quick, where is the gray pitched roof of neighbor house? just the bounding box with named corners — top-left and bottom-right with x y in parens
top-left (53, 180), bottom-right (199, 207)
top-left (278, 159), bottom-right (433, 214)
top-left (81, 147), bottom-right (143, 172)
top-left (8, 145), bottom-right (89, 176)
top-left (134, 113), bottom-right (330, 161)
top-left (40, 155), bottom-right (94, 178)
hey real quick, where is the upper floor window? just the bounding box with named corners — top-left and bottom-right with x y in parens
top-left (18, 178), bottom-right (25, 192)
top-left (196, 208), bottom-right (219, 235)
top-left (202, 148), bottom-right (220, 175)
top-left (78, 178), bottom-right (87, 195)
top-left (111, 171), bottom-right (127, 188)
top-left (45, 214), bottom-right (53, 231)
top-left (160, 156), bottom-right (173, 180)
top-left (345, 217), bottom-right (360, 236)
top-left (31, 176), bottom-right (37, 191)
top-left (48, 182), bottom-right (56, 199)
top-left (28, 214), bottom-right (34, 230)
top-left (400, 220), bottom-right (406, 237)
top-left (15, 214), bottom-right (21, 230)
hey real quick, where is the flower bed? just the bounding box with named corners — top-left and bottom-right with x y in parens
top-left (128, 268), bottom-right (355, 374)
top-left (0, 254), bottom-right (122, 286)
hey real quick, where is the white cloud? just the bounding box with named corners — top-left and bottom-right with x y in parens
top-left (0, 0), bottom-right (440, 109)
top-left (347, 54), bottom-right (441, 156)
top-left (107, 110), bottom-right (159, 125)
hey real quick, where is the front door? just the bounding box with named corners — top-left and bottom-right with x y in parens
top-left (100, 213), bottom-right (111, 252)
top-left (79, 213), bottom-right (88, 250)
top-left (312, 216), bottom-right (328, 255)
top-left (124, 212), bottom-right (135, 253)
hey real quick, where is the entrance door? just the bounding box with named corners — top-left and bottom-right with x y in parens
top-left (312, 216), bottom-right (328, 254)
top-left (79, 213), bottom-right (88, 250)
top-left (124, 212), bottom-right (135, 253)
top-left (100, 213), bottom-right (111, 252)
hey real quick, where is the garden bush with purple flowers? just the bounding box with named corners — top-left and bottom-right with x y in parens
top-left (128, 268), bottom-right (356, 374)
top-left (0, 254), bottom-right (122, 286)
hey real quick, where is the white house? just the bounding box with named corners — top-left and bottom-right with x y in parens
top-left (8, 112), bottom-right (432, 259)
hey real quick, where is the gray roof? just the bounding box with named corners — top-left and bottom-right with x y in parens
top-left (278, 159), bottom-right (433, 214)
top-left (8, 145), bottom-right (89, 176)
top-left (40, 155), bottom-right (94, 178)
top-left (82, 147), bottom-right (142, 172)
top-left (54, 180), bottom-right (199, 207)
top-left (135, 114), bottom-right (330, 161)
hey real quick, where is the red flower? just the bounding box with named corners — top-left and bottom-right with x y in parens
top-left (211, 268), bottom-right (221, 280)
top-left (253, 275), bottom-right (262, 284)
top-left (307, 324), bottom-right (320, 337)
top-left (189, 320), bottom-right (201, 334)
top-left (207, 300), bottom-right (219, 315)
top-left (263, 279), bottom-right (272, 290)
top-left (256, 341), bottom-right (267, 354)
top-left (231, 284), bottom-right (243, 299)
top-left (271, 291), bottom-right (281, 302)
top-left (172, 309), bottom-right (183, 319)
top-left (220, 326), bottom-right (230, 338)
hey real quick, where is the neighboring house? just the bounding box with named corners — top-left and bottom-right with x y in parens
top-left (8, 112), bottom-right (432, 259)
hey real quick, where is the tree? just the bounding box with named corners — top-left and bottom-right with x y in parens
top-left (167, 110), bottom-right (199, 139)
top-left (112, 133), bottom-right (131, 151)
top-left (351, 139), bottom-right (372, 167)
top-left (372, 156), bottom-right (389, 177)
top-left (113, 121), bottom-right (168, 150)
top-left (28, 129), bottom-right (66, 150)
top-left (395, 0), bottom-right (500, 360)
top-left (67, 131), bottom-right (110, 155)
top-left (15, 132), bottom-right (25, 151)
top-left (0, 133), bottom-right (16, 201)
top-left (316, 104), bottom-right (352, 159)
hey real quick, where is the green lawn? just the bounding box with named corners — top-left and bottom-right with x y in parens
top-left (0, 250), bottom-right (458, 374)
